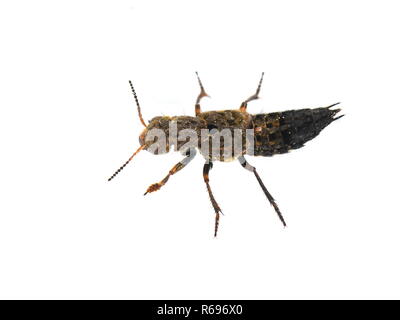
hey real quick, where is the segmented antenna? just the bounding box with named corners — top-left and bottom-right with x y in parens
top-left (129, 80), bottom-right (147, 127)
top-left (108, 145), bottom-right (145, 181)
top-left (254, 72), bottom-right (265, 97)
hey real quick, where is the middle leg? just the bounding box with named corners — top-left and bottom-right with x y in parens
top-left (194, 72), bottom-right (210, 116)
top-left (203, 161), bottom-right (223, 237)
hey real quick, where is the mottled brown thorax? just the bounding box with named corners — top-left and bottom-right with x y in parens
top-left (197, 110), bottom-right (252, 162)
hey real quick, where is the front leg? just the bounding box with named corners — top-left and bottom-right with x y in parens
top-left (144, 149), bottom-right (196, 195)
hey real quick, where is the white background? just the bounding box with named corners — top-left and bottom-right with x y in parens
top-left (1, 0), bottom-right (399, 299)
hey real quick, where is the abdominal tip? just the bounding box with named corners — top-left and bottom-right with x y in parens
top-left (333, 114), bottom-right (345, 121)
top-left (327, 102), bottom-right (341, 109)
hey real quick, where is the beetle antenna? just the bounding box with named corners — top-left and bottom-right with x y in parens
top-left (129, 80), bottom-right (147, 127)
top-left (108, 145), bottom-right (145, 181)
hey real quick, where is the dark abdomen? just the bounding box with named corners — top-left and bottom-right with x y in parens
top-left (251, 106), bottom-right (342, 157)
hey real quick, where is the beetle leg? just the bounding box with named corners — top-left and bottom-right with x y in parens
top-left (144, 149), bottom-right (196, 195)
top-left (203, 161), bottom-right (223, 237)
top-left (195, 72), bottom-right (210, 116)
top-left (238, 156), bottom-right (286, 227)
top-left (239, 72), bottom-right (264, 112)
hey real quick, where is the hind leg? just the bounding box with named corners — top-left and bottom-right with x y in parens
top-left (238, 156), bottom-right (286, 226)
top-left (239, 72), bottom-right (264, 112)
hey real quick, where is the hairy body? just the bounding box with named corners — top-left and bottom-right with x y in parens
top-left (108, 73), bottom-right (342, 237)
top-left (140, 107), bottom-right (341, 161)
